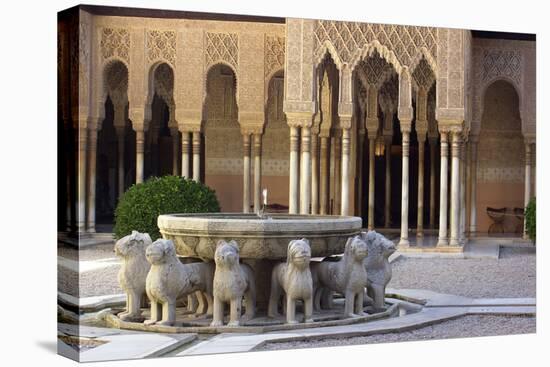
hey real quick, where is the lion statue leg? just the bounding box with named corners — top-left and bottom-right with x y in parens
top-left (117, 293), bottom-right (130, 319)
top-left (210, 297), bottom-right (224, 327)
top-left (144, 300), bottom-right (161, 325)
top-left (286, 296), bottom-right (298, 324)
top-left (157, 298), bottom-right (176, 326)
top-left (120, 289), bottom-right (143, 321)
top-left (204, 292), bottom-right (214, 316)
top-left (372, 285), bottom-right (386, 311)
top-left (268, 271), bottom-right (282, 318)
top-left (194, 290), bottom-right (207, 316)
top-left (355, 291), bottom-right (366, 316)
top-left (228, 297), bottom-right (242, 327)
top-left (344, 290), bottom-right (357, 318)
top-left (304, 296), bottom-right (314, 323)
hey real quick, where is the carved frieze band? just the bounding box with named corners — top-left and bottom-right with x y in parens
top-left (205, 32), bottom-right (238, 69)
top-left (313, 20), bottom-right (437, 67)
top-left (265, 35), bottom-right (285, 78)
top-left (100, 27), bottom-right (130, 63)
top-left (146, 30), bottom-right (176, 66)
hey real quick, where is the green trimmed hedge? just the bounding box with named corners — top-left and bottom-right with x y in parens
top-left (525, 196), bottom-right (536, 242)
top-left (114, 175), bottom-right (220, 241)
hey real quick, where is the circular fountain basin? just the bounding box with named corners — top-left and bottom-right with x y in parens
top-left (158, 213), bottom-right (362, 260)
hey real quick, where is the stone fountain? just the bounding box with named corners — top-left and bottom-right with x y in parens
top-left (157, 212), bottom-right (363, 309)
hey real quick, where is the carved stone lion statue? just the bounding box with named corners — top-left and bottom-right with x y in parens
top-left (144, 239), bottom-right (215, 326)
top-left (360, 230), bottom-right (396, 311)
top-left (268, 238), bottom-right (314, 324)
top-left (311, 235), bottom-right (369, 318)
top-left (114, 231), bottom-right (152, 322)
top-left (211, 240), bottom-right (256, 327)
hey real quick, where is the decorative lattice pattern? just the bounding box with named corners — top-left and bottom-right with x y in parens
top-left (482, 49), bottom-right (522, 84)
top-left (147, 30), bottom-right (176, 66)
top-left (313, 20), bottom-right (437, 67)
top-left (356, 50), bottom-right (394, 86)
top-left (205, 32), bottom-right (238, 69)
top-left (265, 35), bottom-right (285, 78)
top-left (412, 57), bottom-right (435, 89)
top-left (100, 28), bottom-right (130, 63)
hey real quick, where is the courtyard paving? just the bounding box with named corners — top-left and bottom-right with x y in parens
top-left (56, 238), bottom-right (536, 358)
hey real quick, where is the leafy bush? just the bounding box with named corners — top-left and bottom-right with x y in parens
top-left (525, 197), bottom-right (536, 242)
top-left (114, 175), bottom-right (220, 241)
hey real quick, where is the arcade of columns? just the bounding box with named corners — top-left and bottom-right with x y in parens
top-left (63, 12), bottom-right (536, 244)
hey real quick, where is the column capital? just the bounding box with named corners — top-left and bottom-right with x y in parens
top-left (338, 114), bottom-right (352, 130)
top-left (399, 119), bottom-right (412, 134)
top-left (286, 112), bottom-right (314, 128)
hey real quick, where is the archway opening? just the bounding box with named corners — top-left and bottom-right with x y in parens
top-left (262, 70), bottom-right (289, 209)
top-left (203, 63), bottom-right (240, 211)
top-left (477, 80), bottom-right (524, 235)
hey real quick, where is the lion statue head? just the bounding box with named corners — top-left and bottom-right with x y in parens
top-left (344, 235), bottom-right (369, 262)
top-left (214, 240), bottom-right (240, 268)
top-left (145, 238), bottom-right (177, 265)
top-left (114, 231), bottom-right (152, 258)
top-left (360, 231), bottom-right (396, 264)
top-left (287, 238), bottom-right (311, 269)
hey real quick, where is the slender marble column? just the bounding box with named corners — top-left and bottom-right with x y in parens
top-left (192, 131), bottom-right (201, 182)
top-left (300, 126), bottom-right (312, 214)
top-left (181, 132), bottom-right (190, 178)
top-left (469, 139), bottom-right (478, 234)
top-left (449, 132), bottom-right (462, 246)
top-left (341, 128), bottom-right (351, 216)
top-left (437, 132), bottom-right (449, 246)
top-left (289, 126), bottom-right (300, 214)
top-left (356, 130), bottom-right (365, 217)
top-left (417, 136), bottom-right (426, 237)
top-left (367, 135), bottom-right (376, 229)
top-left (459, 140), bottom-right (467, 244)
top-left (115, 126), bottom-right (125, 198)
top-left (253, 134), bottom-right (262, 213)
top-left (384, 136), bottom-right (392, 228)
top-left (135, 129), bottom-right (145, 184)
top-left (399, 130), bottom-right (411, 247)
top-left (242, 133), bottom-right (251, 213)
top-left (86, 126), bottom-right (98, 232)
top-left (170, 128), bottom-right (179, 176)
top-left (319, 136), bottom-right (329, 215)
top-left (429, 137), bottom-right (437, 228)
top-left (77, 124), bottom-right (87, 232)
top-left (523, 142), bottom-right (532, 239)
top-left (311, 132), bottom-right (319, 214)
top-left (333, 133), bottom-right (342, 214)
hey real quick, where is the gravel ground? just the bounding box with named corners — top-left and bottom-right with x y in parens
top-left (388, 247), bottom-right (536, 298)
top-left (58, 244), bottom-right (535, 299)
top-left (58, 264), bottom-right (122, 297)
top-left (58, 242), bottom-right (117, 261)
top-left (258, 315), bottom-right (536, 351)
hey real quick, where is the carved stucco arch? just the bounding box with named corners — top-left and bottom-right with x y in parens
top-left (264, 67), bottom-right (284, 107)
top-left (146, 61), bottom-right (176, 128)
top-left (472, 76), bottom-right (524, 136)
top-left (349, 40), bottom-right (404, 76)
top-left (202, 61), bottom-right (239, 113)
top-left (95, 57), bottom-right (129, 125)
top-left (409, 47), bottom-right (438, 80)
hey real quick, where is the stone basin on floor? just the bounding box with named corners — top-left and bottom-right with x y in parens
top-left (158, 213), bottom-right (362, 260)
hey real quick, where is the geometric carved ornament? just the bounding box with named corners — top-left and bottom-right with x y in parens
top-left (482, 49), bottom-right (522, 85)
top-left (147, 30), bottom-right (176, 66)
top-left (265, 35), bottom-right (285, 78)
top-left (205, 32), bottom-right (238, 69)
top-left (100, 28), bottom-right (130, 63)
top-left (314, 20), bottom-right (437, 67)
